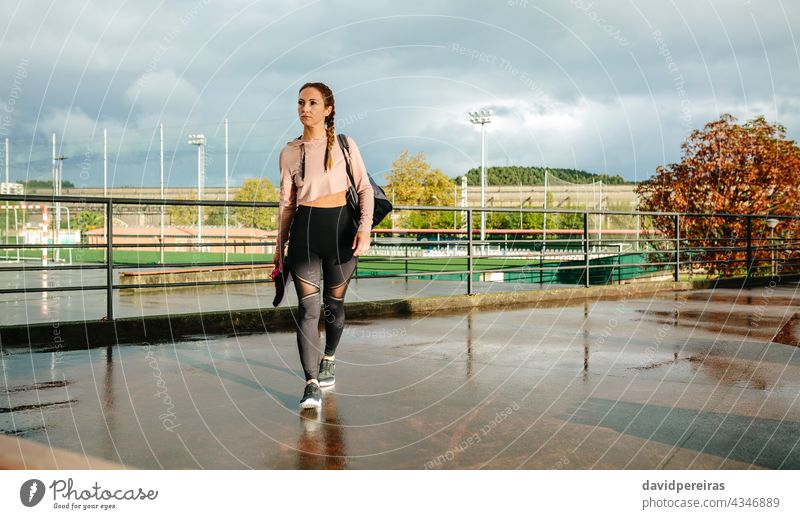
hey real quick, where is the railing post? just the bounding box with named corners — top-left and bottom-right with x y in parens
top-left (674, 214), bottom-right (680, 282)
top-left (106, 199), bottom-right (114, 321)
top-left (746, 215), bottom-right (752, 277)
top-left (583, 211), bottom-right (590, 287)
top-left (539, 248), bottom-right (543, 285)
top-left (467, 209), bottom-right (473, 295)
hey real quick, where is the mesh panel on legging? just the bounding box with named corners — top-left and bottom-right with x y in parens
top-left (291, 263), bottom-right (322, 381)
top-left (322, 255), bottom-right (358, 357)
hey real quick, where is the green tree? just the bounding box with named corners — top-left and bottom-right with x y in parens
top-left (556, 208), bottom-right (584, 230)
top-left (455, 166), bottom-right (629, 186)
top-left (385, 150), bottom-right (455, 229)
top-left (482, 208), bottom-right (546, 231)
top-left (74, 211), bottom-right (105, 232)
top-left (233, 177), bottom-right (279, 231)
top-left (167, 192), bottom-right (199, 226)
top-left (17, 179), bottom-right (76, 190)
top-left (205, 207), bottom-right (225, 226)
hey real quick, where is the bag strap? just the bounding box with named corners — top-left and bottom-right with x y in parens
top-left (337, 134), bottom-right (357, 189)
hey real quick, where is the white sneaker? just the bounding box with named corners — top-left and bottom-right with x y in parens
top-left (300, 382), bottom-right (321, 409)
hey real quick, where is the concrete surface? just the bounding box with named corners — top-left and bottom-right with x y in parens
top-left (2, 285), bottom-right (799, 469)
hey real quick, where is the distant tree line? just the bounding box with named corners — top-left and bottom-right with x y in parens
top-left (455, 166), bottom-right (629, 186)
top-left (14, 179), bottom-right (76, 188)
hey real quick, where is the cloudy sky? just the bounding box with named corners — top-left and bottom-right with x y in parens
top-left (1, 0), bottom-right (798, 190)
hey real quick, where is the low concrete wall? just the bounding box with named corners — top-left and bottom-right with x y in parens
top-left (2, 274), bottom-right (797, 352)
top-left (119, 265), bottom-right (273, 291)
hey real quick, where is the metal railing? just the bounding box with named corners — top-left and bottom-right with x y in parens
top-left (0, 193), bottom-right (798, 324)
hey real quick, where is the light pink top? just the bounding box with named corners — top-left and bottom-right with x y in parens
top-left (276, 135), bottom-right (374, 257)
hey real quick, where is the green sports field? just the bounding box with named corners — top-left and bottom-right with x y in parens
top-left (1, 242), bottom-right (669, 286)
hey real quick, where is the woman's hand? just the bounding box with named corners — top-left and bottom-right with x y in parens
top-left (273, 245), bottom-right (284, 271)
top-left (351, 230), bottom-right (371, 257)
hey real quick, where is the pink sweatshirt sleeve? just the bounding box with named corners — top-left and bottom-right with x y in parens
top-left (275, 149), bottom-right (297, 261)
top-left (346, 136), bottom-right (374, 232)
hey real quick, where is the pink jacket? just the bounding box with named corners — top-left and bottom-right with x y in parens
top-left (275, 135), bottom-right (374, 258)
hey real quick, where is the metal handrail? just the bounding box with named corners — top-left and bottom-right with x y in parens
top-left (0, 193), bottom-right (797, 323)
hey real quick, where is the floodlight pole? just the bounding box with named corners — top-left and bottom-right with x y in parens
top-left (469, 109), bottom-right (492, 254)
top-left (188, 134), bottom-right (206, 250)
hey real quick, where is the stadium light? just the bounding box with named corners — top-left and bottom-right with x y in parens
top-left (187, 134), bottom-right (206, 249)
top-left (469, 109), bottom-right (492, 247)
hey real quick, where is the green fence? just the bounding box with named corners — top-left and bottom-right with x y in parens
top-left (355, 253), bottom-right (667, 286)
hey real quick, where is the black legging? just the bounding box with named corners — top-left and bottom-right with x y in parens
top-left (287, 204), bottom-right (358, 382)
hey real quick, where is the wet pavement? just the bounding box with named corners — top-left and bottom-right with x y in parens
top-left (2, 285), bottom-right (800, 469)
top-left (0, 265), bottom-right (565, 325)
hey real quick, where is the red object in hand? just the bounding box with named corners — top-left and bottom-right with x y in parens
top-left (271, 265), bottom-right (291, 307)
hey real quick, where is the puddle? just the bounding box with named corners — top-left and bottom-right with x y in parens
top-left (680, 292), bottom-right (800, 307)
top-left (635, 308), bottom-right (791, 341)
top-left (773, 313), bottom-right (800, 347)
top-left (2, 380), bottom-right (70, 394)
top-left (0, 399), bottom-right (78, 413)
top-left (0, 424), bottom-right (47, 436)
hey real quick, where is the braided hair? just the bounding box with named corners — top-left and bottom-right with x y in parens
top-left (299, 81), bottom-right (335, 171)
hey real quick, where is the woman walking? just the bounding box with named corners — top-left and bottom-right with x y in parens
top-left (274, 82), bottom-right (374, 409)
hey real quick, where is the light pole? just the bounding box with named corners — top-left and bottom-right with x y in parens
top-left (391, 189), bottom-right (396, 235)
top-left (469, 109), bottom-right (492, 251)
top-left (541, 169), bottom-right (550, 267)
top-left (159, 124), bottom-right (164, 264)
top-left (188, 134), bottom-right (206, 251)
top-left (453, 182), bottom-right (458, 231)
top-left (51, 133), bottom-right (55, 261)
top-left (766, 217), bottom-right (779, 276)
top-left (224, 119), bottom-right (229, 263)
top-left (54, 154), bottom-right (68, 262)
top-left (460, 175), bottom-right (467, 233)
top-left (4, 138), bottom-right (9, 248)
top-left (104, 128), bottom-right (109, 264)
top-left (431, 194), bottom-right (438, 232)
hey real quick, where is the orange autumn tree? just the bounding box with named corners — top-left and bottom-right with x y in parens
top-left (635, 114), bottom-right (800, 276)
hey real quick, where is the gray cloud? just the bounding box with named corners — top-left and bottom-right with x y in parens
top-left (0, 0), bottom-right (797, 189)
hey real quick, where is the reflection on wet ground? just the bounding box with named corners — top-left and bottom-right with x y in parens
top-left (774, 312), bottom-right (800, 347)
top-left (635, 308), bottom-right (800, 346)
top-left (295, 396), bottom-right (349, 470)
top-left (1, 285), bottom-right (799, 469)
